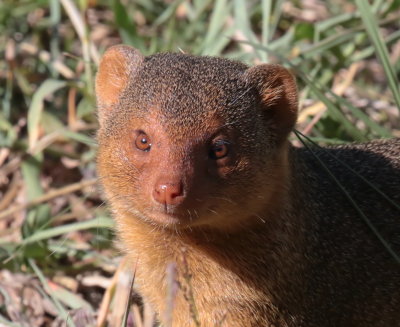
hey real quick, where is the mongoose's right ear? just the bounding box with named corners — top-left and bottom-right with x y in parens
top-left (96, 45), bottom-right (144, 125)
top-left (243, 64), bottom-right (298, 143)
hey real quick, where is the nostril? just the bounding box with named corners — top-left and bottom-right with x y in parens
top-left (153, 185), bottom-right (166, 204)
top-left (153, 182), bottom-right (184, 205)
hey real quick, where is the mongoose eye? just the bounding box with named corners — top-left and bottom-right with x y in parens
top-left (135, 132), bottom-right (152, 152)
top-left (209, 140), bottom-right (230, 159)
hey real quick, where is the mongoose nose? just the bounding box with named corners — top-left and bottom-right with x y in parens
top-left (153, 181), bottom-right (184, 206)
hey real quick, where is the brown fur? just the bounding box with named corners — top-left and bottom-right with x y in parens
top-left (96, 45), bottom-right (400, 326)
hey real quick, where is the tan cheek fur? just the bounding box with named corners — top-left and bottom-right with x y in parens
top-left (100, 136), bottom-right (299, 326)
top-left (115, 210), bottom-right (303, 327)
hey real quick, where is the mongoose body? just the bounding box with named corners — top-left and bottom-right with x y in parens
top-left (96, 45), bottom-right (400, 326)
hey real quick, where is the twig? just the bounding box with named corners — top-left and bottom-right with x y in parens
top-left (20, 42), bottom-right (75, 79)
top-left (60, 0), bottom-right (99, 98)
top-left (0, 148), bottom-right (10, 167)
top-left (0, 178), bottom-right (97, 220)
top-left (0, 156), bottom-right (21, 180)
top-left (96, 257), bottom-right (125, 327)
top-left (0, 172), bottom-right (20, 211)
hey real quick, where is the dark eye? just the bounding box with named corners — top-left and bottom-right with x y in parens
top-left (209, 140), bottom-right (230, 159)
top-left (135, 132), bottom-right (151, 152)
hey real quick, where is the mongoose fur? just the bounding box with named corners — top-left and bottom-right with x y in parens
top-left (96, 45), bottom-right (400, 327)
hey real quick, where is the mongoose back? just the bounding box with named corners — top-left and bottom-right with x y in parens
top-left (96, 45), bottom-right (400, 327)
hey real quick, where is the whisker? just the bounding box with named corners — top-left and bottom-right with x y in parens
top-left (254, 214), bottom-right (266, 223)
top-left (208, 196), bottom-right (237, 205)
top-left (207, 208), bottom-right (219, 215)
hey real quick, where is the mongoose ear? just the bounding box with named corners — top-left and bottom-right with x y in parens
top-left (243, 64), bottom-right (298, 142)
top-left (96, 45), bottom-right (144, 125)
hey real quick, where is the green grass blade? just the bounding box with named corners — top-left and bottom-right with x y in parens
top-left (201, 0), bottom-right (230, 55)
top-left (356, 0), bottom-right (400, 111)
top-left (20, 216), bottom-right (114, 246)
top-left (153, 0), bottom-right (185, 26)
top-left (233, 0), bottom-right (262, 60)
top-left (260, 0), bottom-right (272, 62)
top-left (297, 71), bottom-right (367, 141)
top-left (27, 79), bottom-right (67, 151)
top-left (330, 93), bottom-right (392, 138)
top-left (264, 27), bottom-right (294, 53)
top-left (316, 12), bottom-right (357, 33)
top-left (352, 29), bottom-right (400, 62)
top-left (61, 130), bottom-right (97, 146)
top-left (301, 28), bottom-right (363, 60)
top-left (50, 0), bottom-right (61, 75)
top-left (237, 40), bottom-right (370, 140)
top-left (21, 155), bottom-right (51, 233)
top-left (112, 0), bottom-right (145, 51)
top-left (269, 0), bottom-right (284, 41)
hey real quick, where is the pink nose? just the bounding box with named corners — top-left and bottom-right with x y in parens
top-left (153, 182), bottom-right (184, 206)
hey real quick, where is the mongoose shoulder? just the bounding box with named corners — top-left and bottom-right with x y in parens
top-left (96, 45), bottom-right (400, 327)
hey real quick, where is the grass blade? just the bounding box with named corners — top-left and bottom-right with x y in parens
top-left (330, 92), bottom-right (392, 138)
top-left (233, 0), bottom-right (262, 60)
top-left (112, 0), bottom-right (145, 51)
top-left (29, 259), bottom-right (76, 327)
top-left (356, 0), bottom-right (400, 111)
top-left (20, 216), bottom-right (114, 246)
top-left (201, 0), bottom-right (230, 55)
top-left (260, 0), bottom-right (272, 62)
top-left (27, 79), bottom-right (67, 151)
top-left (21, 155), bottom-right (51, 233)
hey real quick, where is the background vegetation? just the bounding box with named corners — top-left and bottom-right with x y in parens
top-left (0, 0), bottom-right (399, 326)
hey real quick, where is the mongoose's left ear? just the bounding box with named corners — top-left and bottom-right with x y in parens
top-left (243, 64), bottom-right (298, 141)
top-left (96, 45), bottom-right (144, 126)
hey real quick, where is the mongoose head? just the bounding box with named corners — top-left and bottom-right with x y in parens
top-left (96, 45), bottom-right (298, 231)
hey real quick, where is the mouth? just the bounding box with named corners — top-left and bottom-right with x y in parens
top-left (123, 196), bottom-right (222, 229)
top-left (138, 205), bottom-right (198, 228)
